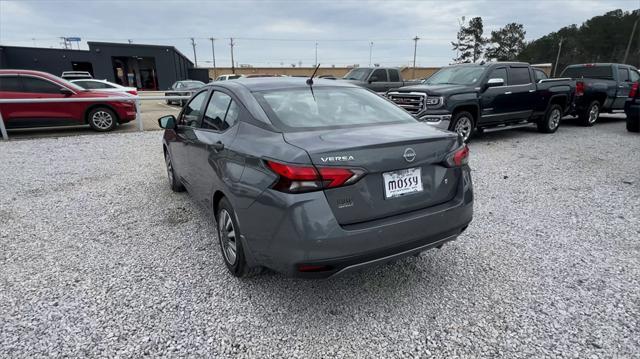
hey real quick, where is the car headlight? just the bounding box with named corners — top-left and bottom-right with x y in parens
top-left (426, 96), bottom-right (444, 108)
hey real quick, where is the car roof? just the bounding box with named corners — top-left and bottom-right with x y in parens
top-left (216, 77), bottom-right (360, 92)
top-left (565, 63), bottom-right (636, 69)
top-left (0, 69), bottom-right (59, 77)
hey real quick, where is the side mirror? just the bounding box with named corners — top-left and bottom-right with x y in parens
top-left (486, 78), bottom-right (504, 88)
top-left (368, 76), bottom-right (379, 84)
top-left (158, 115), bottom-right (177, 129)
top-left (60, 87), bottom-right (73, 96)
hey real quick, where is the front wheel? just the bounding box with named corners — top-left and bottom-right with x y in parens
top-left (164, 151), bottom-right (185, 192)
top-left (449, 111), bottom-right (475, 142)
top-left (537, 104), bottom-right (563, 133)
top-left (217, 198), bottom-right (262, 278)
top-left (579, 101), bottom-right (600, 126)
top-left (88, 107), bottom-right (117, 132)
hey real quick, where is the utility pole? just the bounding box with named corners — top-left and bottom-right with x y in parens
top-left (315, 41), bottom-right (318, 66)
top-left (230, 37), bottom-right (235, 74)
top-left (369, 41), bottom-right (373, 67)
top-left (623, 17), bottom-right (639, 64)
top-left (553, 38), bottom-right (563, 77)
top-left (412, 36), bottom-right (420, 79)
top-left (209, 37), bottom-right (217, 78)
top-left (190, 38), bottom-right (198, 68)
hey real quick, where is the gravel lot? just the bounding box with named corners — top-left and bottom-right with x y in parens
top-left (1, 118), bottom-right (638, 358)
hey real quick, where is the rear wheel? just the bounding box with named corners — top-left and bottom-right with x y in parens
top-left (217, 198), bottom-right (262, 278)
top-left (579, 101), bottom-right (600, 126)
top-left (449, 111), bottom-right (475, 142)
top-left (87, 107), bottom-right (117, 132)
top-left (628, 115), bottom-right (640, 132)
top-left (537, 104), bottom-right (562, 133)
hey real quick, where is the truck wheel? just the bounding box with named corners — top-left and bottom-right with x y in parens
top-left (449, 111), bottom-right (475, 142)
top-left (579, 101), bottom-right (600, 126)
top-left (628, 116), bottom-right (640, 132)
top-left (87, 107), bottom-right (118, 132)
top-left (537, 104), bottom-right (562, 133)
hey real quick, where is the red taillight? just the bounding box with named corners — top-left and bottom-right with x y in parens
top-left (266, 160), bottom-right (364, 193)
top-left (444, 145), bottom-right (470, 167)
top-left (127, 89), bottom-right (138, 95)
top-left (576, 81), bottom-right (584, 97)
top-left (630, 82), bottom-right (639, 99)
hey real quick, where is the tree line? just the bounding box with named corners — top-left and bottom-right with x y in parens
top-left (451, 9), bottom-right (640, 74)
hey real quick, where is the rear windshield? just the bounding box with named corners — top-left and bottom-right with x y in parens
top-left (254, 87), bottom-right (416, 131)
top-left (561, 66), bottom-right (613, 80)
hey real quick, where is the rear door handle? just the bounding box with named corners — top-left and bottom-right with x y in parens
top-left (504, 91), bottom-right (513, 95)
top-left (211, 141), bottom-right (225, 152)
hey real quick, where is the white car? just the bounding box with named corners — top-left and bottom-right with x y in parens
top-left (71, 79), bottom-right (137, 95)
top-left (214, 74), bottom-right (243, 81)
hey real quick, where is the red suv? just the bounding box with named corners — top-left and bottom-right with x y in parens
top-left (0, 69), bottom-right (136, 132)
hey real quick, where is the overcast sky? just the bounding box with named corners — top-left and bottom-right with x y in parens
top-left (0, 0), bottom-right (638, 67)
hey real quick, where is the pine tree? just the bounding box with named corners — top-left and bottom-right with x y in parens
top-left (486, 23), bottom-right (527, 61)
top-left (452, 17), bottom-right (487, 63)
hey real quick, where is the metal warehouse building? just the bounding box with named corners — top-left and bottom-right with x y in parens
top-left (0, 42), bottom-right (201, 90)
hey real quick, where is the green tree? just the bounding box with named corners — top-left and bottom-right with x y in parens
top-left (452, 17), bottom-right (487, 63)
top-left (486, 23), bottom-right (526, 61)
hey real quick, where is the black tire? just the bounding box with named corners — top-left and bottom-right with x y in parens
top-left (164, 150), bottom-right (185, 192)
top-left (537, 104), bottom-right (563, 133)
top-left (579, 101), bottom-right (600, 127)
top-left (449, 111), bottom-right (475, 142)
top-left (217, 198), bottom-right (262, 278)
top-left (87, 107), bottom-right (118, 132)
top-left (628, 116), bottom-right (640, 132)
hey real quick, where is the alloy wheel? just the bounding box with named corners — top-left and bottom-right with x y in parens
top-left (165, 155), bottom-right (174, 184)
top-left (219, 209), bottom-right (237, 265)
top-left (549, 108), bottom-right (561, 130)
top-left (588, 104), bottom-right (599, 124)
top-left (455, 116), bottom-right (473, 142)
top-left (92, 110), bottom-right (114, 130)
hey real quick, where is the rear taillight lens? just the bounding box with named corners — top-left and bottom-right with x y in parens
top-left (127, 90), bottom-right (138, 95)
top-left (443, 145), bottom-right (469, 167)
top-left (576, 81), bottom-right (584, 96)
top-left (266, 160), bottom-right (365, 193)
top-left (629, 82), bottom-right (639, 99)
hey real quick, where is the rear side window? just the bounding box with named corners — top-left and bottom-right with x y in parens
top-left (179, 90), bottom-right (207, 127)
top-left (561, 65), bottom-right (613, 80)
top-left (533, 69), bottom-right (548, 82)
top-left (388, 69), bottom-right (400, 82)
top-left (0, 76), bottom-right (22, 91)
top-left (618, 68), bottom-right (630, 82)
top-left (508, 67), bottom-right (531, 85)
top-left (630, 69), bottom-right (640, 82)
top-left (76, 81), bottom-right (111, 89)
top-left (22, 77), bottom-right (61, 94)
top-left (202, 91), bottom-right (238, 131)
top-left (371, 69), bottom-right (388, 82)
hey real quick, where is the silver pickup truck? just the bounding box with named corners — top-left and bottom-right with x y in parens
top-left (340, 67), bottom-right (422, 94)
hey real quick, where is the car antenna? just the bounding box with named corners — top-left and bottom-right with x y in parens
top-left (306, 63), bottom-right (321, 85)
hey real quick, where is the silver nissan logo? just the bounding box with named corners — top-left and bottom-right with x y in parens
top-left (403, 148), bottom-right (416, 162)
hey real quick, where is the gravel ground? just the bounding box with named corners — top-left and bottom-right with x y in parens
top-left (1, 119), bottom-right (639, 358)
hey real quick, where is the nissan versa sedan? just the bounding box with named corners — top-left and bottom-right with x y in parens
top-left (159, 78), bottom-right (473, 278)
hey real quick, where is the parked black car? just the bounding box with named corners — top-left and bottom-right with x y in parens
top-left (560, 63), bottom-right (640, 126)
top-left (387, 62), bottom-right (575, 141)
top-left (341, 67), bottom-right (422, 94)
top-left (165, 80), bottom-right (205, 106)
top-left (625, 82), bottom-right (639, 132)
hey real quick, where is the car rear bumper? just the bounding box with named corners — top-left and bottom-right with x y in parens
top-left (237, 166), bottom-right (473, 278)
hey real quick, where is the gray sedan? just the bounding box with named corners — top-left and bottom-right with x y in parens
top-left (158, 78), bottom-right (473, 278)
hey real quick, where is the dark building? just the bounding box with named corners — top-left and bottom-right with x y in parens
top-left (0, 42), bottom-right (194, 90)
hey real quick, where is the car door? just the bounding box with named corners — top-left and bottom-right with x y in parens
top-left (12, 75), bottom-right (75, 127)
top-left (186, 89), bottom-right (244, 208)
top-left (505, 66), bottom-right (536, 119)
top-left (367, 68), bottom-right (390, 94)
top-left (479, 66), bottom-right (510, 124)
top-left (614, 67), bottom-right (632, 110)
top-left (170, 89), bottom-right (209, 187)
top-left (0, 75), bottom-right (26, 128)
